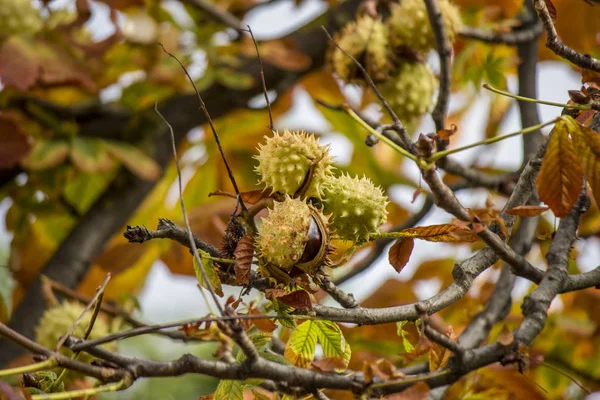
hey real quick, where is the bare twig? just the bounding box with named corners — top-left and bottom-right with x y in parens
top-left (246, 25), bottom-right (274, 130)
top-left (124, 218), bottom-right (222, 258)
top-left (532, 0), bottom-right (600, 72)
top-left (317, 275), bottom-right (359, 309)
top-left (155, 103), bottom-right (224, 314)
top-left (459, 22), bottom-right (542, 45)
top-left (424, 0), bottom-right (452, 137)
top-left (158, 44), bottom-right (246, 212)
top-left (54, 274), bottom-right (111, 352)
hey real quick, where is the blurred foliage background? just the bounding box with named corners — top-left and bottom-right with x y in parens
top-left (0, 0), bottom-right (600, 398)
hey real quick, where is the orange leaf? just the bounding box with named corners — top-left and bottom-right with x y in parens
top-left (497, 324), bottom-right (514, 346)
top-left (428, 326), bottom-right (458, 371)
top-left (248, 309), bottom-right (278, 333)
top-left (233, 234), bottom-right (254, 285)
top-left (437, 124), bottom-right (458, 140)
top-left (570, 119), bottom-right (600, 207)
top-left (537, 117), bottom-right (584, 218)
top-left (389, 238), bottom-right (414, 273)
top-left (399, 224), bottom-right (479, 242)
top-left (506, 205), bottom-right (550, 216)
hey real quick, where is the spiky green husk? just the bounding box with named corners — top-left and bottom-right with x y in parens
top-left (379, 61), bottom-right (437, 122)
top-left (256, 196), bottom-right (313, 271)
top-left (35, 302), bottom-right (112, 366)
top-left (255, 130), bottom-right (334, 198)
top-left (322, 173), bottom-right (389, 244)
top-left (329, 15), bottom-right (390, 84)
top-left (388, 0), bottom-right (462, 53)
top-left (0, 0), bottom-right (42, 37)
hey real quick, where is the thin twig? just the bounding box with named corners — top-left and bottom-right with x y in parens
top-left (71, 314), bottom-right (298, 351)
top-left (54, 274), bottom-right (111, 352)
top-left (532, 0), bottom-right (600, 72)
top-left (155, 103), bottom-right (223, 315)
top-left (158, 43), bottom-right (246, 212)
top-left (459, 23), bottom-right (542, 45)
top-left (245, 25), bottom-right (274, 131)
top-left (424, 0), bottom-right (452, 138)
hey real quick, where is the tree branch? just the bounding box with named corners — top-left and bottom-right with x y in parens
top-left (532, 0), bottom-right (600, 72)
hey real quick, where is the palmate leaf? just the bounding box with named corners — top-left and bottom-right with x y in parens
top-left (103, 140), bottom-right (161, 181)
top-left (398, 224), bottom-right (479, 243)
top-left (21, 140), bottom-right (69, 170)
top-left (213, 379), bottom-right (244, 400)
top-left (70, 137), bottom-right (115, 173)
top-left (284, 320), bottom-right (319, 368)
top-left (284, 320), bottom-right (351, 371)
top-left (570, 118), bottom-right (600, 206)
top-left (537, 117), bottom-right (584, 218)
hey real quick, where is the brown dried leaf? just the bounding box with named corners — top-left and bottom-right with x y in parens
top-left (400, 224), bottom-right (479, 243)
top-left (582, 68), bottom-right (600, 86)
top-left (389, 238), bottom-right (414, 273)
top-left (537, 117), bottom-right (584, 218)
top-left (0, 114), bottom-right (32, 168)
top-left (506, 205), bottom-right (550, 216)
top-left (544, 0), bottom-right (558, 21)
top-left (497, 324), bottom-right (514, 346)
top-left (233, 234), bottom-right (254, 285)
top-left (570, 118), bottom-right (600, 207)
top-left (312, 357), bottom-right (348, 372)
top-left (278, 290), bottom-right (313, 310)
top-left (375, 359), bottom-right (405, 379)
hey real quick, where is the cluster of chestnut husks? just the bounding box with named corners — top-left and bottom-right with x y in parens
top-left (328, 0), bottom-right (462, 126)
top-left (254, 130), bottom-right (389, 283)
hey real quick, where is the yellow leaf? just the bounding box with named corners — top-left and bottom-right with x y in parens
top-left (537, 117), bottom-right (584, 218)
top-left (429, 326), bottom-right (458, 371)
top-left (571, 118), bottom-right (600, 206)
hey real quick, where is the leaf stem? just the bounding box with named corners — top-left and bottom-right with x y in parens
top-left (201, 255), bottom-right (236, 264)
top-left (370, 232), bottom-right (413, 240)
top-left (0, 359), bottom-right (57, 377)
top-left (31, 378), bottom-right (130, 400)
top-left (343, 106), bottom-right (430, 169)
top-left (483, 84), bottom-right (591, 110)
top-left (428, 118), bottom-right (558, 162)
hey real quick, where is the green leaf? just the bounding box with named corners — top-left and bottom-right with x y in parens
top-left (103, 140), bottom-right (161, 181)
top-left (396, 321), bottom-right (415, 353)
top-left (70, 137), bottom-right (115, 172)
top-left (193, 250), bottom-right (223, 297)
top-left (63, 169), bottom-right (118, 214)
top-left (216, 68), bottom-right (254, 90)
top-left (236, 330), bottom-right (272, 362)
top-left (213, 379), bottom-right (244, 400)
top-left (314, 320), bottom-right (351, 370)
top-left (21, 140), bottom-right (69, 170)
top-left (284, 320), bottom-right (319, 368)
top-left (284, 320), bottom-right (351, 370)
top-left (258, 350), bottom-right (293, 366)
top-left (0, 266), bottom-right (14, 323)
